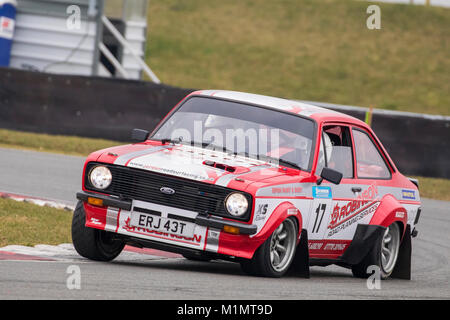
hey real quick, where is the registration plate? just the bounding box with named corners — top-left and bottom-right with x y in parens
top-left (130, 211), bottom-right (195, 238)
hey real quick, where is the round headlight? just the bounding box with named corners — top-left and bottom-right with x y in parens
top-left (225, 193), bottom-right (248, 217)
top-left (89, 166), bottom-right (112, 190)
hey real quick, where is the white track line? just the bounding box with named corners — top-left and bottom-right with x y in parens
top-left (0, 191), bottom-right (75, 211)
top-left (0, 243), bottom-right (179, 262)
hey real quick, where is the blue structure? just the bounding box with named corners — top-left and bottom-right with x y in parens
top-left (0, 0), bottom-right (17, 67)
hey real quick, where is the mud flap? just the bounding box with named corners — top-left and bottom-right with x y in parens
top-left (391, 224), bottom-right (412, 280)
top-left (288, 229), bottom-right (310, 278)
top-left (340, 224), bottom-right (386, 266)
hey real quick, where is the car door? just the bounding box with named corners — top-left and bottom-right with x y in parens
top-left (307, 123), bottom-right (368, 257)
top-left (308, 124), bottom-right (354, 237)
top-left (321, 126), bottom-right (389, 243)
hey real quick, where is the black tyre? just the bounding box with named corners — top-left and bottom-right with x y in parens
top-left (352, 223), bottom-right (401, 279)
top-left (71, 201), bottom-right (125, 261)
top-left (240, 217), bottom-right (298, 277)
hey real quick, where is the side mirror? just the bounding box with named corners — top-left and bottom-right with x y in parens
top-left (131, 128), bottom-right (150, 142)
top-left (317, 167), bottom-right (343, 185)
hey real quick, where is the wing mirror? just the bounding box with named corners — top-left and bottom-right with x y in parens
top-left (317, 167), bottom-right (343, 185)
top-left (131, 128), bottom-right (150, 142)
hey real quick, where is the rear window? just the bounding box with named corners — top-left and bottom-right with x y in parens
top-left (352, 129), bottom-right (391, 179)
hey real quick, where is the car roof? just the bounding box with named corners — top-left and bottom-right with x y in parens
top-left (193, 90), bottom-right (367, 126)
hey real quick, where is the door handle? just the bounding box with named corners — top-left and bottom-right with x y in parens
top-left (351, 187), bottom-right (362, 193)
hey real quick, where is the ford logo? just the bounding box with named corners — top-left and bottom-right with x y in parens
top-left (160, 187), bottom-right (175, 195)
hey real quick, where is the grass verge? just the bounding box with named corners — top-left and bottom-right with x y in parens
top-left (413, 176), bottom-right (450, 202)
top-left (0, 198), bottom-right (72, 247)
top-left (0, 129), bottom-right (120, 157)
top-left (146, 0), bottom-right (450, 115)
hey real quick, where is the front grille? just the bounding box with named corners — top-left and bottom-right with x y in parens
top-left (84, 162), bottom-right (252, 221)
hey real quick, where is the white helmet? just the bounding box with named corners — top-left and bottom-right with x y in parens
top-left (323, 133), bottom-right (333, 162)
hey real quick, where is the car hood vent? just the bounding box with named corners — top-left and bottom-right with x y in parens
top-left (203, 160), bottom-right (236, 173)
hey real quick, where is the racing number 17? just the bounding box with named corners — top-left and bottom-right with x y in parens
top-left (312, 203), bottom-right (327, 233)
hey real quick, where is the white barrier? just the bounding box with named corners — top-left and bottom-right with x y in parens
top-left (368, 0), bottom-right (450, 8)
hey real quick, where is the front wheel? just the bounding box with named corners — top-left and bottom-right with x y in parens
top-left (352, 223), bottom-right (401, 279)
top-left (241, 217), bottom-right (298, 277)
top-left (71, 201), bottom-right (125, 261)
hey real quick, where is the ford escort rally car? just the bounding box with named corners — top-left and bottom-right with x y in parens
top-left (72, 90), bottom-right (421, 278)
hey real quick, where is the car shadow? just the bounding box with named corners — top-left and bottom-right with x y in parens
top-left (110, 257), bottom-right (355, 279)
top-left (111, 258), bottom-right (245, 276)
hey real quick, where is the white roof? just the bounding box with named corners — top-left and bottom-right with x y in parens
top-left (196, 90), bottom-right (342, 118)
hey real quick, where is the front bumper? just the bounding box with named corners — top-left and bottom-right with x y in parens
top-left (195, 215), bottom-right (257, 235)
top-left (77, 190), bottom-right (257, 236)
top-left (76, 191), bottom-right (131, 211)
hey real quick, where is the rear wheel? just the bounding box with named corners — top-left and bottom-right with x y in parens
top-left (71, 201), bottom-right (124, 261)
top-left (352, 223), bottom-right (401, 279)
top-left (241, 217), bottom-right (298, 277)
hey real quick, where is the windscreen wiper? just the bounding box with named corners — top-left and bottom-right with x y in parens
top-left (159, 137), bottom-right (183, 145)
top-left (259, 155), bottom-right (302, 171)
top-left (277, 159), bottom-right (302, 171)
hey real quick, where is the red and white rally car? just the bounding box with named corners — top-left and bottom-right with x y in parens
top-left (72, 90), bottom-right (421, 279)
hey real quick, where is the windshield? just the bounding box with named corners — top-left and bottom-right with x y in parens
top-left (151, 97), bottom-right (316, 171)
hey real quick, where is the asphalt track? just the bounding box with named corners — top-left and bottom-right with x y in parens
top-left (0, 147), bottom-right (449, 299)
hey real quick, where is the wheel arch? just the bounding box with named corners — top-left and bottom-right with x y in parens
top-left (254, 201), bottom-right (303, 244)
top-left (369, 194), bottom-right (408, 238)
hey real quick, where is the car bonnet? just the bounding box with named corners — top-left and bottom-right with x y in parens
top-left (95, 142), bottom-right (286, 189)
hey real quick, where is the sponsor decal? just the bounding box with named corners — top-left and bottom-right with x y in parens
top-left (395, 211), bottom-right (405, 219)
top-left (123, 217), bottom-right (202, 244)
top-left (89, 218), bottom-right (102, 225)
top-left (327, 202), bottom-right (379, 237)
top-left (255, 204), bottom-right (268, 221)
top-left (0, 17), bottom-right (15, 40)
top-left (402, 189), bottom-right (416, 200)
top-left (287, 208), bottom-right (298, 215)
top-left (271, 186), bottom-right (303, 195)
top-left (312, 186), bottom-right (332, 199)
top-left (308, 241), bottom-right (349, 252)
top-left (323, 243), bottom-right (347, 251)
top-left (308, 242), bottom-right (323, 250)
top-left (128, 161), bottom-right (212, 181)
top-left (328, 184), bottom-right (379, 230)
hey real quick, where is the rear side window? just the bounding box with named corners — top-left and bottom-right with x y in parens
top-left (352, 129), bottom-right (391, 179)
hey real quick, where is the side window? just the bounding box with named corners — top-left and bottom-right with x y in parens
top-left (316, 125), bottom-right (354, 178)
top-left (323, 126), bottom-right (354, 178)
top-left (352, 129), bottom-right (391, 179)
